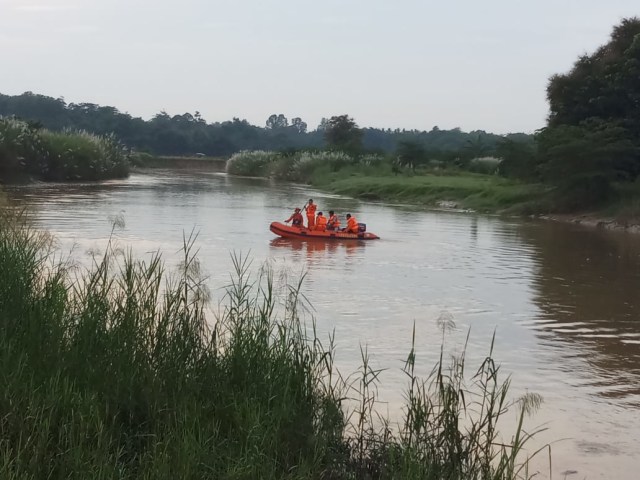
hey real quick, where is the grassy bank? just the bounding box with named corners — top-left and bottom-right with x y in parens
top-left (225, 150), bottom-right (547, 213)
top-left (0, 117), bottom-right (129, 181)
top-left (314, 171), bottom-right (547, 213)
top-left (0, 209), bottom-right (544, 479)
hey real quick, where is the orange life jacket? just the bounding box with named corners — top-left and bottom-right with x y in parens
top-left (306, 203), bottom-right (317, 217)
top-left (328, 214), bottom-right (340, 228)
top-left (315, 215), bottom-right (327, 231)
top-left (347, 216), bottom-right (358, 233)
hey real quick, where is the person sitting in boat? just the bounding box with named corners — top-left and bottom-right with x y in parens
top-left (344, 213), bottom-right (359, 234)
top-left (315, 212), bottom-right (328, 231)
top-left (284, 207), bottom-right (304, 227)
top-left (327, 210), bottom-right (341, 230)
top-left (303, 199), bottom-right (316, 229)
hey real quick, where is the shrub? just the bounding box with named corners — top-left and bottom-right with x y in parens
top-left (0, 117), bottom-right (130, 181)
top-left (0, 117), bottom-right (46, 176)
top-left (285, 151), bottom-right (355, 182)
top-left (40, 129), bottom-right (130, 181)
top-left (225, 150), bottom-right (281, 176)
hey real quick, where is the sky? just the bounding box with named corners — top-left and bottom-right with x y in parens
top-left (0, 0), bottom-right (638, 134)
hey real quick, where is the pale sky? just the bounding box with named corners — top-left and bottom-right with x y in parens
top-left (1, 0), bottom-right (638, 134)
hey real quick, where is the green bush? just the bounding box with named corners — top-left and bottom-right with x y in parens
top-left (226, 150), bottom-right (390, 183)
top-left (0, 117), bottom-right (46, 176)
top-left (225, 150), bottom-right (281, 176)
top-left (40, 129), bottom-right (130, 181)
top-left (0, 117), bottom-right (130, 181)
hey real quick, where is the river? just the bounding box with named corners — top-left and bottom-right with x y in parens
top-left (5, 169), bottom-right (640, 479)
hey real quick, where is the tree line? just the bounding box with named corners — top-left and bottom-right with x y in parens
top-left (0, 92), bottom-right (527, 159)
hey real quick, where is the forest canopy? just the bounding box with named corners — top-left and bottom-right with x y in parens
top-left (0, 92), bottom-right (528, 158)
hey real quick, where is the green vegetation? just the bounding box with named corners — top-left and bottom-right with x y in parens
top-left (320, 174), bottom-right (546, 213)
top-left (323, 115), bottom-right (364, 154)
top-left (0, 209), bottom-right (544, 479)
top-left (499, 17), bottom-right (640, 212)
top-left (0, 117), bottom-right (129, 181)
top-left (226, 150), bottom-right (282, 177)
top-left (226, 150), bottom-right (545, 213)
top-left (0, 92), bottom-right (528, 158)
top-left (226, 150), bottom-right (386, 183)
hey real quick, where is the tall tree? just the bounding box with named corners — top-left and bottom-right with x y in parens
top-left (265, 114), bottom-right (288, 129)
top-left (291, 117), bottom-right (307, 134)
top-left (395, 140), bottom-right (427, 170)
top-left (324, 115), bottom-right (363, 153)
top-left (535, 17), bottom-right (640, 205)
top-left (547, 17), bottom-right (640, 132)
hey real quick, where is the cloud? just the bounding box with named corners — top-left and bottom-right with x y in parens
top-left (13, 3), bottom-right (78, 13)
top-left (55, 25), bottom-right (100, 35)
top-left (0, 32), bottom-right (47, 48)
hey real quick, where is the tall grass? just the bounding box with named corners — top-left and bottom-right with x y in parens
top-left (41, 129), bottom-right (129, 180)
top-left (225, 150), bottom-right (388, 183)
top-left (0, 117), bottom-right (130, 181)
top-left (0, 117), bottom-right (46, 177)
top-left (0, 210), bottom-right (546, 479)
top-left (225, 150), bottom-right (282, 176)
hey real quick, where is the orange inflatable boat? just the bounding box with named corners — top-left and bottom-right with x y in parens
top-left (269, 222), bottom-right (380, 240)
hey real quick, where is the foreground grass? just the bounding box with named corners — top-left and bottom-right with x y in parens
top-left (0, 210), bottom-right (545, 479)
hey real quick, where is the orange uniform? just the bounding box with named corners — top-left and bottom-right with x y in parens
top-left (328, 214), bottom-right (340, 230)
top-left (315, 214), bottom-right (327, 231)
top-left (346, 215), bottom-right (359, 233)
top-left (305, 202), bottom-right (317, 228)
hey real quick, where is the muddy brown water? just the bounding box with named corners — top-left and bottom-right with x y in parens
top-left (6, 170), bottom-right (640, 479)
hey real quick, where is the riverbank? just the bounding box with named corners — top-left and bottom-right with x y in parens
top-left (311, 171), bottom-right (548, 214)
top-left (312, 172), bottom-right (640, 233)
top-left (224, 151), bottom-right (640, 231)
top-left (132, 153), bottom-right (226, 170)
top-left (539, 212), bottom-right (640, 233)
top-left (224, 150), bottom-right (550, 214)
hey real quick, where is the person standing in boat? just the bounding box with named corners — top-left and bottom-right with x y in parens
top-left (284, 207), bottom-right (304, 227)
top-left (315, 212), bottom-right (328, 231)
top-left (344, 213), bottom-right (359, 234)
top-left (304, 199), bottom-right (317, 229)
top-left (327, 210), bottom-right (341, 230)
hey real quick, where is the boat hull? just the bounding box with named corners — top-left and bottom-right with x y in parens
top-left (270, 222), bottom-right (380, 240)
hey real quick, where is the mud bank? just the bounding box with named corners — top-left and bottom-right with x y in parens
top-left (538, 213), bottom-right (640, 234)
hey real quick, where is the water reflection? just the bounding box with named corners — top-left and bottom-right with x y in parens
top-left (269, 238), bottom-right (366, 268)
top-left (519, 222), bottom-right (640, 405)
